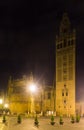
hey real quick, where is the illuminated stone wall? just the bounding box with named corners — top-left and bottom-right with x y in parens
top-left (8, 75), bottom-right (30, 114)
top-left (7, 75), bottom-right (54, 115)
top-left (56, 13), bottom-right (76, 116)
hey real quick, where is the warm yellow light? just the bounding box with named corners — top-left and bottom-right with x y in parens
top-left (29, 83), bottom-right (36, 93)
top-left (0, 99), bottom-right (3, 104)
top-left (4, 103), bottom-right (9, 108)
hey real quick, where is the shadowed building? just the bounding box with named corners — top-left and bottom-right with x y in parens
top-left (56, 13), bottom-right (76, 116)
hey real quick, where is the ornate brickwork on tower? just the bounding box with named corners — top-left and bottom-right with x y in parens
top-left (56, 13), bottom-right (76, 116)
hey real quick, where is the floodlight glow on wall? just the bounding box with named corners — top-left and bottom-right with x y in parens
top-left (4, 103), bottom-right (9, 108)
top-left (0, 99), bottom-right (3, 104)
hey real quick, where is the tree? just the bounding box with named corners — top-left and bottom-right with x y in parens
top-left (17, 115), bottom-right (22, 124)
top-left (50, 115), bottom-right (55, 125)
top-left (71, 116), bottom-right (75, 123)
top-left (34, 115), bottom-right (39, 127)
top-left (59, 115), bottom-right (64, 125)
top-left (76, 115), bottom-right (80, 123)
top-left (2, 115), bottom-right (6, 123)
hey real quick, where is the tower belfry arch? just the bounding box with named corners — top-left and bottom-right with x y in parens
top-left (60, 13), bottom-right (71, 35)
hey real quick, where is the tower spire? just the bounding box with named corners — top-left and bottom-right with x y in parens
top-left (60, 13), bottom-right (71, 36)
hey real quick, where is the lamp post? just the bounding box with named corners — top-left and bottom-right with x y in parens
top-left (0, 99), bottom-right (3, 115)
top-left (4, 103), bottom-right (9, 109)
top-left (4, 103), bottom-right (9, 115)
top-left (27, 83), bottom-right (37, 115)
top-left (29, 83), bottom-right (36, 114)
top-left (41, 92), bottom-right (43, 115)
top-left (27, 82), bottom-right (44, 116)
top-left (0, 99), bottom-right (3, 109)
top-left (0, 99), bottom-right (3, 105)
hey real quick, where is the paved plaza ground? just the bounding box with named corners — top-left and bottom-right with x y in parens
top-left (0, 116), bottom-right (84, 130)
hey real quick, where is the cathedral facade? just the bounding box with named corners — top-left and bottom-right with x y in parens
top-left (8, 74), bottom-right (55, 115)
top-left (7, 13), bottom-right (76, 116)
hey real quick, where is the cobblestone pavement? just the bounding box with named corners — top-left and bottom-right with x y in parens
top-left (0, 116), bottom-right (84, 130)
top-left (0, 117), bottom-right (5, 130)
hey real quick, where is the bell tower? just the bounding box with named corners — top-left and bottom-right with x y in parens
top-left (56, 13), bottom-right (76, 116)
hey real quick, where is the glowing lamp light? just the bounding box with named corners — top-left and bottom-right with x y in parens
top-left (4, 103), bottom-right (9, 108)
top-left (29, 83), bottom-right (36, 93)
top-left (0, 99), bottom-right (3, 104)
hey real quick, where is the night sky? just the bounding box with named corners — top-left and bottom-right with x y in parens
top-left (0, 0), bottom-right (84, 101)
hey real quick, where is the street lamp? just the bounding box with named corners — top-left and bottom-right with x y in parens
top-left (29, 83), bottom-right (37, 93)
top-left (4, 103), bottom-right (9, 108)
top-left (27, 82), bottom-right (37, 115)
top-left (0, 99), bottom-right (3, 104)
top-left (0, 99), bottom-right (3, 115)
top-left (3, 103), bottom-right (9, 115)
